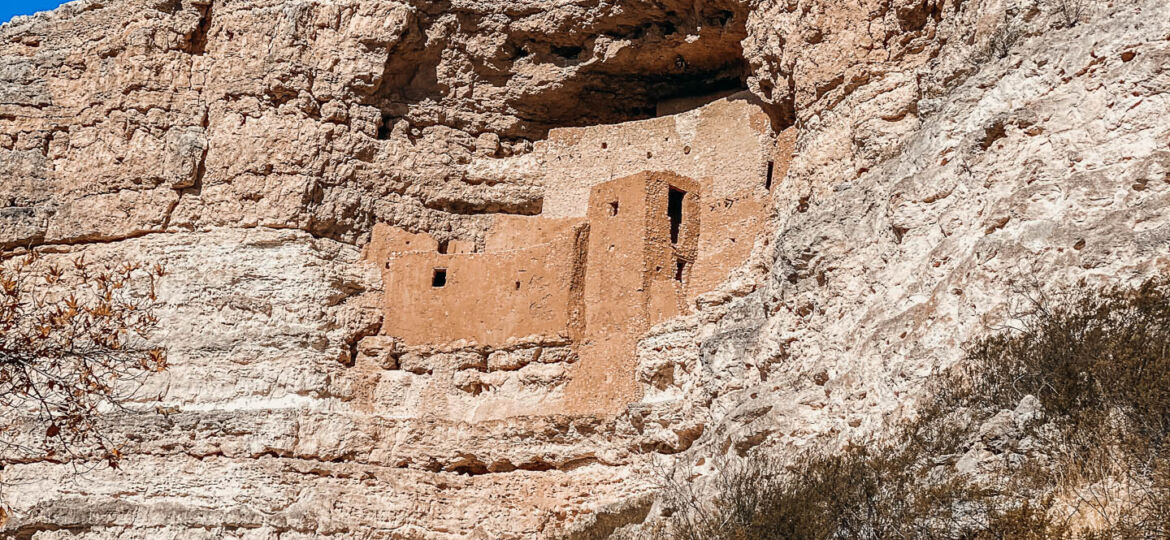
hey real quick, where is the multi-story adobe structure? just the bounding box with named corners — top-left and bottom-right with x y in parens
top-left (366, 92), bottom-right (794, 415)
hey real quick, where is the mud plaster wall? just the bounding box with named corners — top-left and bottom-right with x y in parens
top-left (532, 92), bottom-right (776, 220)
top-left (380, 224), bottom-right (588, 347)
top-left (563, 172), bottom-right (700, 415)
top-left (692, 126), bottom-right (797, 296)
top-left (366, 224), bottom-right (476, 256)
top-left (370, 95), bottom-right (791, 416)
top-left (485, 215), bottom-right (586, 252)
top-left (523, 94), bottom-right (792, 304)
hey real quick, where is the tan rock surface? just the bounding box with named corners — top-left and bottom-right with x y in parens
top-left (1, 0), bottom-right (1169, 537)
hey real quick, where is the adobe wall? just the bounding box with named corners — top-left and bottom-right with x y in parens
top-left (655, 89), bottom-right (744, 117)
top-left (379, 223), bottom-right (589, 347)
top-left (564, 172), bottom-right (700, 414)
top-left (536, 91), bottom-right (776, 219)
top-left (529, 94), bottom-right (794, 306)
top-left (485, 215), bottom-right (586, 252)
top-left (367, 97), bottom-right (796, 417)
top-left (366, 223), bottom-right (476, 256)
top-left (639, 172), bottom-right (702, 326)
top-left (690, 126), bottom-right (797, 296)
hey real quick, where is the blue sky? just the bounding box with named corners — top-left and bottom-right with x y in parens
top-left (1, 0), bottom-right (70, 24)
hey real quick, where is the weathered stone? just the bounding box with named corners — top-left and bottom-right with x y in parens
top-left (475, 132), bottom-right (501, 157)
top-left (356, 335), bottom-right (401, 370)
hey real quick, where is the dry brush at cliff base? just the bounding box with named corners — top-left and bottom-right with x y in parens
top-left (645, 279), bottom-right (1170, 539)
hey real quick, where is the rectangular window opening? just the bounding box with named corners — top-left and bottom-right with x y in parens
top-left (608, 201), bottom-right (619, 217)
top-left (431, 268), bottom-right (447, 287)
top-left (437, 240), bottom-right (449, 254)
top-left (668, 187), bottom-right (685, 244)
top-left (765, 160), bottom-right (775, 190)
top-left (674, 259), bottom-right (687, 282)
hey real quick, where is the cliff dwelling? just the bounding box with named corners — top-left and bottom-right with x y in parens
top-left (366, 92), bottom-right (795, 417)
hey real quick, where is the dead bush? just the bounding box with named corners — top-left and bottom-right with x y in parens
top-left (972, 280), bottom-right (1170, 442)
top-left (653, 444), bottom-right (1060, 539)
top-left (0, 253), bottom-right (167, 469)
top-left (987, 13), bottom-right (1024, 60)
top-left (1052, 0), bottom-right (1088, 28)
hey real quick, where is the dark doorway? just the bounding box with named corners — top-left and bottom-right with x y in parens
top-left (432, 268), bottom-right (447, 287)
top-left (765, 160), bottom-right (774, 190)
top-left (675, 259), bottom-right (687, 282)
top-left (668, 187), bottom-right (685, 243)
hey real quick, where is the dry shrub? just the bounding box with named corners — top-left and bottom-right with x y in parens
top-left (955, 280), bottom-right (1170, 433)
top-left (654, 446), bottom-right (1059, 539)
top-left (654, 278), bottom-right (1170, 539)
top-left (0, 252), bottom-right (167, 468)
top-left (1052, 0), bottom-right (1088, 28)
top-left (987, 12), bottom-right (1024, 60)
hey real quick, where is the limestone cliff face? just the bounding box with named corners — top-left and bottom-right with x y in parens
top-left (1, 0), bottom-right (1168, 537)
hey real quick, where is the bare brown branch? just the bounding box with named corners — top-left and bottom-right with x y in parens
top-left (0, 254), bottom-right (167, 469)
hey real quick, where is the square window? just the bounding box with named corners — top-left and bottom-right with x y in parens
top-left (432, 268), bottom-right (447, 287)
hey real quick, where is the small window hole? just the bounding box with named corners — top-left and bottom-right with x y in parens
top-left (674, 260), bottom-right (686, 282)
top-left (765, 160), bottom-right (774, 190)
top-left (608, 201), bottom-right (619, 216)
top-left (432, 268), bottom-right (447, 287)
top-left (668, 187), bottom-right (686, 244)
top-left (601, 142), bottom-right (608, 149)
top-left (437, 240), bottom-right (449, 254)
top-left (515, 281), bottom-right (521, 290)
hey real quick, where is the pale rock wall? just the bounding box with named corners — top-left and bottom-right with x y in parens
top-left (627, 3), bottom-right (1170, 533)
